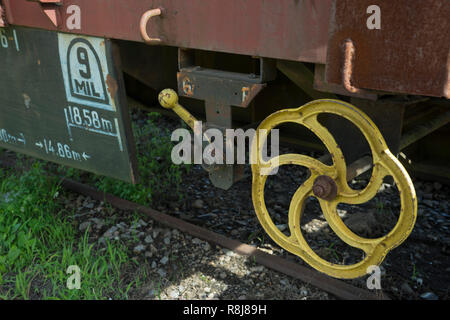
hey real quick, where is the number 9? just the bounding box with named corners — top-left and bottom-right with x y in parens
top-left (77, 47), bottom-right (91, 79)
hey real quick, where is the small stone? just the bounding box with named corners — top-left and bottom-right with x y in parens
top-left (169, 290), bottom-right (179, 299)
top-left (204, 287), bottom-right (211, 293)
top-left (192, 238), bottom-right (202, 244)
top-left (401, 282), bottom-right (414, 295)
top-left (219, 272), bottom-right (227, 279)
top-left (116, 222), bottom-right (127, 230)
top-left (147, 289), bottom-right (156, 298)
top-left (149, 244), bottom-right (158, 254)
top-left (163, 237), bottom-right (171, 245)
top-left (433, 182), bottom-right (442, 191)
top-left (345, 210), bottom-right (378, 236)
top-left (137, 232), bottom-right (145, 238)
top-left (152, 229), bottom-right (161, 238)
top-left (280, 279), bottom-right (289, 286)
top-left (138, 219), bottom-right (148, 227)
top-left (157, 269), bottom-right (167, 277)
top-left (144, 235), bottom-right (153, 244)
top-left (203, 242), bottom-right (211, 251)
top-left (172, 229), bottom-right (180, 238)
top-left (133, 244), bottom-right (146, 254)
top-left (160, 256), bottom-right (169, 265)
top-left (151, 261), bottom-right (157, 268)
top-left (337, 209), bottom-right (347, 218)
top-left (163, 230), bottom-right (172, 238)
top-left (79, 222), bottom-right (91, 233)
top-left (420, 292), bottom-right (438, 300)
top-left (192, 199), bottom-right (204, 209)
top-left (224, 249), bottom-right (235, 257)
top-left (85, 202), bottom-right (94, 209)
top-left (91, 218), bottom-right (105, 229)
top-left (145, 251), bottom-right (153, 258)
top-left (238, 295), bottom-right (246, 300)
top-left (250, 266), bottom-right (265, 272)
top-left (422, 200), bottom-right (434, 207)
top-left (276, 224), bottom-right (288, 232)
top-left (300, 287), bottom-right (309, 296)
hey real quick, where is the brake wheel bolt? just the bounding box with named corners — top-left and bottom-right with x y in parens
top-left (313, 175), bottom-right (338, 201)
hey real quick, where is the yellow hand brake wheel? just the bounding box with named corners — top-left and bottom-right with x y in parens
top-left (158, 89), bottom-right (417, 279)
top-left (251, 99), bottom-right (417, 279)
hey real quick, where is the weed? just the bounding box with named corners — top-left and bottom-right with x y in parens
top-left (411, 263), bottom-right (421, 282)
top-left (0, 163), bottom-right (137, 299)
top-left (0, 112), bottom-right (190, 299)
top-left (61, 112), bottom-right (191, 206)
top-left (327, 242), bottom-right (340, 262)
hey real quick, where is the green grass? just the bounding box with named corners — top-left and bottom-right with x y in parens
top-left (60, 112), bottom-right (191, 206)
top-left (0, 112), bottom-right (191, 299)
top-left (0, 163), bottom-right (142, 299)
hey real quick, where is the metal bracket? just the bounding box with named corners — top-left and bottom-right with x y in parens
top-left (27, 0), bottom-right (63, 27)
top-left (176, 49), bottom-right (275, 189)
top-left (140, 8), bottom-right (164, 45)
top-left (0, 1), bottom-right (6, 27)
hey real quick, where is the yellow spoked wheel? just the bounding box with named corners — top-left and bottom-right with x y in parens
top-left (251, 99), bottom-right (417, 279)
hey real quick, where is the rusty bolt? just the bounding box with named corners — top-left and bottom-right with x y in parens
top-left (313, 175), bottom-right (338, 201)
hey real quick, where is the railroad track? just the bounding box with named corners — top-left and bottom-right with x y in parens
top-left (0, 155), bottom-right (388, 299)
top-left (59, 177), bottom-right (388, 300)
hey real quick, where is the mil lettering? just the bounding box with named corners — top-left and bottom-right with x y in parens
top-left (74, 79), bottom-right (101, 98)
top-left (183, 304), bottom-right (217, 318)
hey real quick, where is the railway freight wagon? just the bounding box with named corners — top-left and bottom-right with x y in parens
top-left (0, 0), bottom-right (448, 279)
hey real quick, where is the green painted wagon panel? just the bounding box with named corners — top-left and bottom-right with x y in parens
top-left (0, 26), bottom-right (137, 183)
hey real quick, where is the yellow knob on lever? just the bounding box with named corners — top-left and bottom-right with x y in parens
top-left (158, 89), bottom-right (198, 130)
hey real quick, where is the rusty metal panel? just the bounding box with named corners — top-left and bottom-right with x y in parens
top-left (3, 0), bottom-right (332, 64)
top-left (177, 68), bottom-right (266, 108)
top-left (326, 0), bottom-right (450, 98)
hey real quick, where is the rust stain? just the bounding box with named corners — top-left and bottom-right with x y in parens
top-left (240, 84), bottom-right (266, 108)
top-left (106, 74), bottom-right (118, 100)
top-left (242, 87), bottom-right (250, 103)
top-left (0, 5), bottom-right (6, 27)
top-left (182, 76), bottom-right (194, 96)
